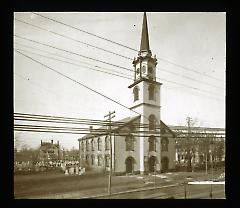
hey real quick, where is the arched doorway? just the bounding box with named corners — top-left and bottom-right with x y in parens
top-left (125, 157), bottom-right (134, 174)
top-left (161, 157), bottom-right (169, 172)
top-left (148, 156), bottom-right (157, 173)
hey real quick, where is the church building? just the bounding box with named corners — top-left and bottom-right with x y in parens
top-left (78, 13), bottom-right (176, 175)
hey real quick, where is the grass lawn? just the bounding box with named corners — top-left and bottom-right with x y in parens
top-left (14, 168), bottom-right (225, 198)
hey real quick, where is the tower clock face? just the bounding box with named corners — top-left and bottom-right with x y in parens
top-left (142, 65), bottom-right (146, 73)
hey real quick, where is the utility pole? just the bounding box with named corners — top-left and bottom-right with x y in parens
top-left (205, 132), bottom-right (208, 175)
top-left (186, 117), bottom-right (192, 172)
top-left (222, 136), bottom-right (225, 162)
top-left (78, 140), bottom-right (81, 167)
top-left (206, 150), bottom-right (208, 175)
top-left (104, 111), bottom-right (115, 196)
top-left (184, 180), bottom-right (187, 199)
top-left (154, 162), bottom-right (156, 188)
top-left (210, 138), bottom-right (214, 199)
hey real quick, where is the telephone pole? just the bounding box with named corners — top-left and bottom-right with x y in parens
top-left (205, 130), bottom-right (208, 175)
top-left (186, 117), bottom-right (193, 172)
top-left (209, 138), bottom-right (214, 199)
top-left (104, 111), bottom-right (115, 196)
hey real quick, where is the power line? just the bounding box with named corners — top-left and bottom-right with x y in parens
top-left (31, 12), bottom-right (224, 83)
top-left (14, 112), bottom-right (226, 134)
top-left (14, 46), bottom-right (224, 101)
top-left (14, 124), bottom-right (162, 135)
top-left (14, 42), bottom-right (132, 78)
top-left (15, 49), bottom-right (166, 129)
top-left (14, 112), bottom-right (130, 124)
top-left (15, 72), bottom-right (123, 114)
top-left (14, 72), bottom-right (62, 97)
top-left (14, 117), bottom-right (158, 131)
top-left (14, 38), bottom-right (224, 98)
top-left (14, 112), bottom-right (160, 130)
top-left (14, 122), bottom-right (162, 136)
top-left (158, 67), bottom-right (224, 90)
top-left (14, 113), bottom-right (143, 127)
top-left (14, 124), bottom-right (225, 136)
top-left (32, 12), bottom-right (138, 52)
top-left (14, 47), bottom-right (224, 101)
top-left (14, 128), bottom-right (225, 139)
top-left (14, 113), bottom-right (161, 132)
top-left (14, 123), bottom-right (225, 137)
top-left (18, 64), bottom-right (222, 129)
top-left (157, 76), bottom-right (223, 98)
top-left (15, 18), bottom-right (132, 61)
top-left (14, 123), bottom-right (226, 136)
top-left (157, 57), bottom-right (224, 82)
top-left (15, 126), bottom-right (226, 139)
top-left (15, 49), bottom-right (142, 118)
top-left (14, 18), bottom-right (224, 91)
top-left (14, 35), bottom-right (132, 72)
top-left (15, 48), bottom-right (133, 80)
top-left (14, 112), bottom-right (225, 139)
top-left (14, 48), bottom-right (224, 102)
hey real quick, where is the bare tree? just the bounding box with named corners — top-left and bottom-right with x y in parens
top-left (14, 132), bottom-right (22, 151)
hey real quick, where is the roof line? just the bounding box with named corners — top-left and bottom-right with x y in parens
top-left (78, 115), bottom-right (141, 140)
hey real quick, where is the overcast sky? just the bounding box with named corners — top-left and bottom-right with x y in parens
top-left (14, 12), bottom-right (226, 150)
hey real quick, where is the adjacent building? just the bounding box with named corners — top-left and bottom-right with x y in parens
top-left (38, 140), bottom-right (61, 161)
top-left (172, 126), bottom-right (225, 165)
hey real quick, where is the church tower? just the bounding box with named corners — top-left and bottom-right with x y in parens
top-left (128, 12), bottom-right (162, 174)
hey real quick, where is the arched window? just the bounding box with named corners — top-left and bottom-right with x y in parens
top-left (105, 155), bottom-right (110, 167)
top-left (149, 114), bottom-right (156, 130)
top-left (149, 135), bottom-right (156, 151)
top-left (91, 155), bottom-right (95, 165)
top-left (98, 155), bottom-right (102, 166)
top-left (81, 141), bottom-right (84, 151)
top-left (125, 134), bottom-right (134, 151)
top-left (105, 136), bottom-right (110, 150)
top-left (91, 139), bottom-right (94, 151)
top-left (148, 84), bottom-right (155, 100)
top-left (86, 155), bottom-right (89, 165)
top-left (133, 86), bottom-right (139, 101)
top-left (97, 137), bottom-right (102, 151)
top-left (86, 140), bottom-right (89, 151)
top-left (161, 137), bottom-right (169, 152)
top-left (125, 156), bottom-right (135, 174)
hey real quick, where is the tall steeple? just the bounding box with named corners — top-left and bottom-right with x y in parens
top-left (128, 12), bottom-right (162, 175)
top-left (129, 11), bottom-right (161, 107)
top-left (131, 12), bottom-right (157, 83)
top-left (140, 12), bottom-right (150, 52)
